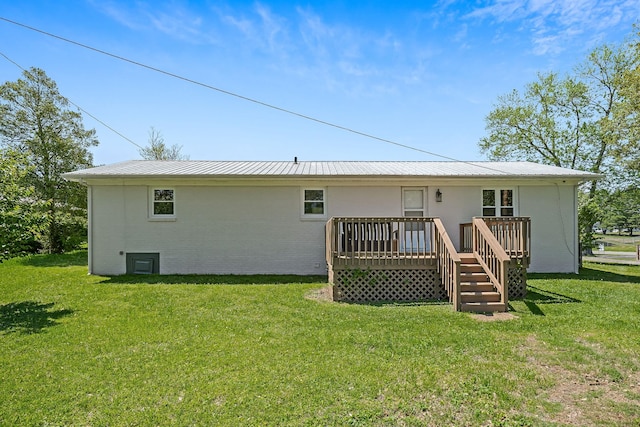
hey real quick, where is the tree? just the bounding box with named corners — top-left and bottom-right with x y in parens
top-left (139, 127), bottom-right (189, 160)
top-left (479, 38), bottom-right (639, 252)
top-left (0, 67), bottom-right (98, 253)
top-left (481, 42), bottom-right (637, 191)
top-left (600, 187), bottom-right (640, 235)
top-left (0, 149), bottom-right (45, 260)
top-left (617, 27), bottom-right (640, 173)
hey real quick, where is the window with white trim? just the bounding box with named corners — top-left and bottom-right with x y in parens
top-left (402, 188), bottom-right (426, 217)
top-left (150, 188), bottom-right (175, 218)
top-left (302, 188), bottom-right (326, 218)
top-left (482, 189), bottom-right (514, 217)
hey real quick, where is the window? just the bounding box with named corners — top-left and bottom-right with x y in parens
top-left (150, 188), bottom-right (175, 218)
top-left (126, 253), bottom-right (159, 274)
top-left (482, 189), bottom-right (514, 217)
top-left (302, 188), bottom-right (326, 218)
top-left (403, 188), bottom-right (425, 217)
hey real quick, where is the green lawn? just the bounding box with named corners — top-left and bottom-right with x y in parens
top-left (1, 252), bottom-right (640, 426)
top-left (596, 234), bottom-right (640, 252)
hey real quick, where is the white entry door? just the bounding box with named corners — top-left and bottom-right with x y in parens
top-left (402, 188), bottom-right (430, 252)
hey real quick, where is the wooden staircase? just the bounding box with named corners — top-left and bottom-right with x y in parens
top-left (459, 253), bottom-right (506, 312)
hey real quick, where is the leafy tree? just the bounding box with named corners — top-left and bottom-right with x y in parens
top-left (481, 42), bottom-right (637, 191)
top-left (617, 27), bottom-right (640, 173)
top-left (139, 127), bottom-right (189, 160)
top-left (479, 37), bottom-right (639, 252)
top-left (0, 67), bottom-right (98, 253)
top-left (600, 187), bottom-right (640, 235)
top-left (0, 149), bottom-right (45, 260)
top-left (578, 191), bottom-right (604, 253)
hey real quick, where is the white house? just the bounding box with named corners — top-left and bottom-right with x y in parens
top-left (63, 160), bottom-right (598, 278)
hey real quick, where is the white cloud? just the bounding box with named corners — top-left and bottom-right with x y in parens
top-left (464, 0), bottom-right (639, 55)
top-left (90, 1), bottom-right (217, 45)
top-left (466, 0), bottom-right (529, 22)
top-left (91, 2), bottom-right (440, 97)
top-left (147, 10), bottom-right (208, 43)
top-left (88, 1), bottom-right (145, 30)
top-left (253, 3), bottom-right (288, 52)
top-left (221, 13), bottom-right (255, 39)
top-left (453, 23), bottom-right (468, 43)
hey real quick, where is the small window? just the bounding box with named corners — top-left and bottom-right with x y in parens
top-left (482, 189), bottom-right (496, 216)
top-left (403, 188), bottom-right (425, 217)
top-left (500, 189), bottom-right (514, 216)
top-left (150, 188), bottom-right (175, 218)
top-left (302, 188), bottom-right (326, 218)
top-left (126, 253), bottom-right (159, 274)
top-left (482, 189), bottom-right (514, 217)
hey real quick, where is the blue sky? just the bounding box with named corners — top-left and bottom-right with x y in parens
top-left (0, 1), bottom-right (637, 165)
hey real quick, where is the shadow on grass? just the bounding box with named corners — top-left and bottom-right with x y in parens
top-left (516, 286), bottom-right (582, 316)
top-left (0, 301), bottom-right (74, 335)
top-left (99, 274), bottom-right (328, 285)
top-left (349, 299), bottom-right (450, 307)
top-left (16, 250), bottom-right (88, 268)
top-left (525, 286), bottom-right (582, 304)
top-left (528, 266), bottom-right (640, 284)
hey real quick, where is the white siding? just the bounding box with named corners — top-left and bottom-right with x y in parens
top-left (91, 186), bottom-right (129, 275)
top-left (91, 185), bottom-right (328, 275)
top-left (520, 185), bottom-right (578, 273)
top-left (328, 187), bottom-right (401, 217)
top-left (89, 182), bottom-right (580, 275)
top-left (428, 186), bottom-right (480, 251)
top-left (427, 184), bottom-right (578, 272)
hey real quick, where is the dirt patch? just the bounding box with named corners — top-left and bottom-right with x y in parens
top-left (519, 335), bottom-right (640, 426)
top-left (305, 285), bottom-right (333, 302)
top-left (471, 312), bottom-right (518, 322)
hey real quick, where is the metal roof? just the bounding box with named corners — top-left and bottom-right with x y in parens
top-left (63, 160), bottom-right (601, 181)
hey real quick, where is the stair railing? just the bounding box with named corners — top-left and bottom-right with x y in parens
top-left (481, 217), bottom-right (531, 266)
top-left (459, 222), bottom-right (473, 253)
top-left (434, 218), bottom-right (462, 311)
top-left (472, 217), bottom-right (510, 308)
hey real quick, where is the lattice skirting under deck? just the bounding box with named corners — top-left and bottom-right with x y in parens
top-left (508, 264), bottom-right (527, 299)
top-left (331, 266), bottom-right (446, 303)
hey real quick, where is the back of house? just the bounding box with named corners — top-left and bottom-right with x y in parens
top-left (63, 160), bottom-right (598, 276)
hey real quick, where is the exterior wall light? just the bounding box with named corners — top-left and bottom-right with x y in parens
top-left (435, 189), bottom-right (442, 202)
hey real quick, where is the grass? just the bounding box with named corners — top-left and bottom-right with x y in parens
top-left (1, 251), bottom-right (640, 426)
top-left (595, 233), bottom-right (640, 252)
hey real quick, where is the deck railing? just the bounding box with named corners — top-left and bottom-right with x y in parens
top-left (482, 217), bottom-right (531, 262)
top-left (461, 217), bottom-right (531, 265)
top-left (326, 217), bottom-right (438, 267)
top-left (460, 222), bottom-right (474, 253)
top-left (326, 217), bottom-right (462, 306)
top-left (434, 218), bottom-right (462, 310)
top-left (472, 217), bottom-right (510, 307)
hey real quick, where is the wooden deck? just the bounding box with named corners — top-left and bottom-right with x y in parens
top-left (332, 253), bottom-right (436, 265)
top-left (326, 216), bottom-right (531, 311)
top-left (326, 217), bottom-right (438, 266)
top-left (460, 217), bottom-right (531, 267)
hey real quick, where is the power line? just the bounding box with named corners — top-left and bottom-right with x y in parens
top-left (0, 16), bottom-right (513, 175)
top-left (0, 50), bottom-right (145, 151)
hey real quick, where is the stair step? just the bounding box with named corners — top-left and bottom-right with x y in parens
top-left (461, 291), bottom-right (501, 303)
top-left (460, 264), bottom-right (484, 273)
top-left (460, 301), bottom-right (507, 313)
top-left (460, 272), bottom-right (489, 281)
top-left (460, 283), bottom-right (494, 292)
top-left (459, 253), bottom-right (477, 263)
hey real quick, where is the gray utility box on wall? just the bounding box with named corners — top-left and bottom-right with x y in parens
top-left (126, 253), bottom-right (159, 274)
